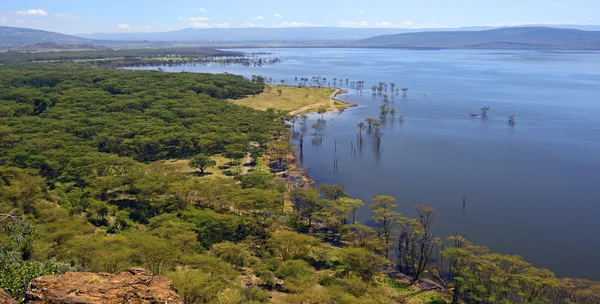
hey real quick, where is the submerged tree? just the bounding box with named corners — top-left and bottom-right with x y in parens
top-left (311, 123), bottom-right (323, 137)
top-left (317, 107), bottom-right (327, 120)
top-left (373, 129), bottom-right (383, 149)
top-left (357, 122), bottom-right (366, 141)
top-left (480, 107), bottom-right (490, 116)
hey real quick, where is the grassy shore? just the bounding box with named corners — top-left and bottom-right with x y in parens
top-left (232, 85), bottom-right (355, 113)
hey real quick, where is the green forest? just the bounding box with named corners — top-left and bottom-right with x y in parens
top-left (0, 52), bottom-right (599, 304)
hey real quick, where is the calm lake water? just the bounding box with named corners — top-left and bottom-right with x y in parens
top-left (132, 48), bottom-right (600, 280)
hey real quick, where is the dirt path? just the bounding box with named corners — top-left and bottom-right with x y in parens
top-left (289, 89), bottom-right (342, 115)
top-left (241, 152), bottom-right (253, 175)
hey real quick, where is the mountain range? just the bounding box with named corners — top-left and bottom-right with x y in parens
top-left (0, 26), bottom-right (89, 48)
top-left (352, 27), bottom-right (600, 50)
top-left (2, 25), bottom-right (600, 50)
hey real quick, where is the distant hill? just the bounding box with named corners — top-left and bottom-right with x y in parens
top-left (352, 27), bottom-right (600, 50)
top-left (0, 26), bottom-right (90, 48)
top-left (77, 25), bottom-right (600, 43)
top-left (12, 42), bottom-right (104, 51)
top-left (76, 27), bottom-right (503, 42)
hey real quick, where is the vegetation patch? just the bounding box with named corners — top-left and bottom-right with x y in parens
top-left (232, 85), bottom-right (335, 112)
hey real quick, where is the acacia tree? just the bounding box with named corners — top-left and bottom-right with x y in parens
top-left (289, 115), bottom-right (298, 131)
top-left (311, 123), bottom-right (323, 137)
top-left (319, 183), bottom-right (347, 201)
top-left (189, 153), bottom-right (216, 175)
top-left (370, 195), bottom-right (400, 259)
top-left (373, 129), bottom-right (383, 149)
top-left (396, 205), bottom-right (439, 281)
top-left (480, 107), bottom-right (490, 116)
top-left (338, 197), bottom-right (364, 225)
top-left (357, 122), bottom-right (366, 141)
top-left (290, 188), bottom-right (321, 226)
top-left (317, 107), bottom-right (327, 119)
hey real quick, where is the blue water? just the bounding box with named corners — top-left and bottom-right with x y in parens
top-left (131, 48), bottom-right (600, 279)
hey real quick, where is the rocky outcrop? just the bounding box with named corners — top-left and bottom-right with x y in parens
top-left (25, 267), bottom-right (182, 304)
top-left (0, 288), bottom-right (18, 304)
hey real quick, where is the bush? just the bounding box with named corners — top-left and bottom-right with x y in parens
top-left (166, 269), bottom-right (231, 304)
top-left (211, 241), bottom-right (259, 269)
top-left (0, 259), bottom-right (69, 302)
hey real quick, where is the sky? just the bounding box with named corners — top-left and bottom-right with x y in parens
top-left (0, 0), bottom-right (597, 34)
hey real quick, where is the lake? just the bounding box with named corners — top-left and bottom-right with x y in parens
top-left (130, 48), bottom-right (600, 280)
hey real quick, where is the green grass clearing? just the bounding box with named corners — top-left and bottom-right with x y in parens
top-left (232, 85), bottom-right (336, 112)
top-left (158, 155), bottom-right (240, 179)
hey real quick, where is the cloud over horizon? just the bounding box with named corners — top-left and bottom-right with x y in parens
top-left (16, 9), bottom-right (48, 16)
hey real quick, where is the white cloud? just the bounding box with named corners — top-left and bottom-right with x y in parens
top-left (588, 17), bottom-right (593, 20)
top-left (189, 16), bottom-right (210, 22)
top-left (55, 13), bottom-right (79, 19)
top-left (252, 15), bottom-right (264, 20)
top-left (274, 13), bottom-right (282, 18)
top-left (212, 22), bottom-right (229, 28)
top-left (358, 9), bottom-right (364, 14)
top-left (340, 20), bottom-right (418, 28)
top-left (273, 22), bottom-right (323, 28)
top-left (339, 20), bottom-right (369, 27)
top-left (190, 22), bottom-right (229, 28)
top-left (16, 9), bottom-right (48, 16)
top-left (189, 22), bottom-right (210, 28)
top-left (194, 8), bottom-right (207, 12)
top-left (117, 24), bottom-right (131, 29)
top-left (375, 21), bottom-right (393, 27)
top-left (178, 16), bottom-right (185, 20)
top-left (479, 20), bottom-right (577, 27)
top-left (144, 25), bottom-right (151, 29)
top-left (241, 22), bottom-right (257, 28)
top-left (182, 16), bottom-right (230, 28)
top-left (0, 16), bottom-right (12, 24)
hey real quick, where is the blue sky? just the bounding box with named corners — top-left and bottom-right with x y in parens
top-left (0, 0), bottom-right (597, 34)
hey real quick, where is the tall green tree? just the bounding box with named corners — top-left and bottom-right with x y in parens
top-left (189, 153), bottom-right (216, 175)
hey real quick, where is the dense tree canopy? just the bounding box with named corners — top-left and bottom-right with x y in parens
top-left (0, 56), bottom-right (598, 304)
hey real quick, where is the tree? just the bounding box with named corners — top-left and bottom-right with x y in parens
top-left (311, 123), bottom-right (323, 137)
top-left (129, 232), bottom-right (181, 275)
top-left (319, 183), bottom-right (347, 201)
top-left (336, 247), bottom-right (388, 281)
top-left (373, 129), bottom-right (383, 148)
top-left (338, 198), bottom-right (364, 225)
top-left (289, 115), bottom-right (298, 130)
top-left (269, 230), bottom-right (317, 261)
top-left (317, 107), bottom-right (327, 119)
top-left (357, 122), bottom-right (366, 140)
top-left (189, 153), bottom-right (216, 175)
top-left (211, 241), bottom-right (259, 269)
top-left (396, 205), bottom-right (439, 281)
top-left (370, 195), bottom-right (400, 259)
top-left (480, 107), bottom-right (490, 116)
top-left (290, 188), bottom-right (321, 226)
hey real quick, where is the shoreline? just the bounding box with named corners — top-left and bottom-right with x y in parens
top-left (288, 88), bottom-right (357, 115)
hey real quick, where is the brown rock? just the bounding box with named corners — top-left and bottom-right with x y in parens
top-left (25, 267), bottom-right (182, 304)
top-left (0, 288), bottom-right (19, 304)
